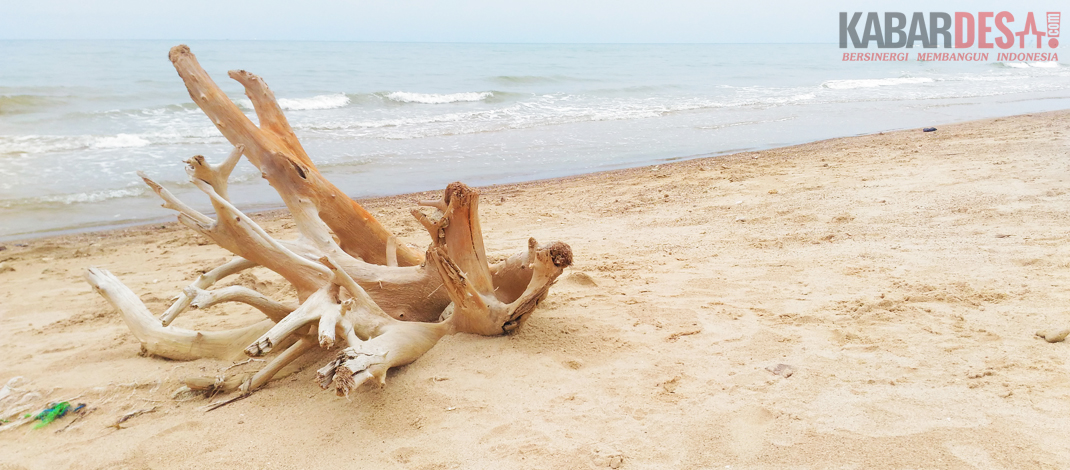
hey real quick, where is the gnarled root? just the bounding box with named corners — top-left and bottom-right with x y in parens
top-left (315, 258), bottom-right (453, 396)
top-left (316, 318), bottom-right (452, 397)
top-left (161, 257), bottom-right (256, 326)
top-left (84, 46), bottom-right (575, 400)
top-left (85, 267), bottom-right (273, 361)
top-left (416, 183), bottom-right (574, 335)
top-left (186, 285), bottom-right (296, 322)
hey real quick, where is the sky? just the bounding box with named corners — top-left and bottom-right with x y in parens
top-left (0, 1), bottom-right (1065, 43)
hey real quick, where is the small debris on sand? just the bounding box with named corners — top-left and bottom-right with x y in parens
top-left (1036, 329), bottom-right (1070, 343)
top-left (766, 364), bottom-right (797, 378)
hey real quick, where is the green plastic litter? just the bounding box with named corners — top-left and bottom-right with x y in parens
top-left (31, 401), bottom-right (71, 429)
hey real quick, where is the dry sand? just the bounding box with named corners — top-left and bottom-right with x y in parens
top-left (1, 110), bottom-right (1069, 469)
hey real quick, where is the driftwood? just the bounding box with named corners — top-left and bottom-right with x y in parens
top-left (84, 45), bottom-right (572, 400)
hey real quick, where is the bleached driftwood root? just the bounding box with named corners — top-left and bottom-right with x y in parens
top-left (84, 45), bottom-right (573, 403)
top-left (85, 267), bottom-right (273, 361)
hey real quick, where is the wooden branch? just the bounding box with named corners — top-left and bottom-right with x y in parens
top-left (327, 256), bottom-right (448, 323)
top-left (315, 255), bottom-right (452, 396)
top-left (317, 317), bottom-right (452, 397)
top-left (138, 171), bottom-right (212, 227)
top-left (168, 46), bottom-right (269, 167)
top-left (417, 183), bottom-right (493, 293)
top-left (189, 175), bottom-right (330, 298)
top-left (142, 163), bottom-right (449, 322)
top-left (497, 241), bottom-right (573, 332)
top-left (245, 337), bottom-right (315, 392)
top-left (169, 45), bottom-right (421, 267)
top-left (227, 71), bottom-right (309, 166)
top-left (161, 257), bottom-right (256, 326)
top-left (85, 268), bottom-right (273, 361)
top-left (321, 256), bottom-right (391, 347)
top-left (488, 238), bottom-right (538, 303)
top-left (245, 288), bottom-right (337, 357)
top-left (140, 167), bottom-right (328, 299)
top-left (185, 285), bottom-right (296, 323)
top-left (386, 236), bottom-right (398, 268)
top-left (418, 184), bottom-right (574, 335)
top-left (185, 145), bottom-right (244, 201)
top-left (418, 198), bottom-right (448, 212)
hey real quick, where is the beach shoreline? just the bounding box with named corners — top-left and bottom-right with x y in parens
top-left (5, 41), bottom-right (1069, 242)
top-left (0, 109), bottom-right (1051, 246)
top-left (2, 109), bottom-right (1070, 468)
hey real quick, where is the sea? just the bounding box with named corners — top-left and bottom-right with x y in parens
top-left (1, 41), bottom-right (1067, 240)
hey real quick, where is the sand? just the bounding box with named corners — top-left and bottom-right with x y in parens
top-left (1, 110), bottom-right (1069, 469)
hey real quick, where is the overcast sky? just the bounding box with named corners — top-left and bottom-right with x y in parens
top-left (1, 1), bottom-right (1064, 43)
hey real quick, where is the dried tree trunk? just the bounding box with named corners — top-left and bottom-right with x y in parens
top-left (84, 45), bottom-right (573, 401)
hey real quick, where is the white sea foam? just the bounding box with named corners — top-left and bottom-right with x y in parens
top-left (1, 187), bottom-right (147, 208)
top-left (45, 187), bottom-right (146, 204)
top-left (1027, 62), bottom-right (1060, 68)
top-left (0, 130), bottom-right (225, 156)
top-left (821, 77), bottom-right (934, 90)
top-left (237, 94), bottom-right (350, 111)
top-left (697, 116), bottom-right (796, 130)
top-left (386, 91), bottom-right (493, 104)
top-left (759, 92), bottom-right (816, 105)
top-left (91, 134), bottom-right (151, 149)
top-left (275, 93), bottom-right (351, 111)
top-left (0, 135), bottom-right (88, 155)
top-left (301, 91), bottom-right (821, 140)
top-left (957, 74), bottom-right (1026, 82)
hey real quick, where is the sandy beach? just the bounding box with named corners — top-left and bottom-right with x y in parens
top-left (2, 110), bottom-right (1070, 469)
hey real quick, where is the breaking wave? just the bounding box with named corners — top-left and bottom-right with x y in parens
top-left (0, 131), bottom-right (228, 156)
top-left (0, 187), bottom-right (148, 209)
top-left (821, 77), bottom-right (935, 90)
top-left (91, 134), bottom-right (151, 149)
top-left (994, 62), bottom-right (1061, 69)
top-left (385, 91), bottom-right (493, 104)
top-left (276, 93), bottom-right (351, 110)
top-left (238, 94), bottom-right (351, 111)
top-left (297, 90), bottom-right (821, 140)
top-left (0, 94), bottom-right (59, 115)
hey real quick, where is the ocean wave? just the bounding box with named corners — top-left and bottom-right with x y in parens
top-left (953, 74), bottom-right (1028, 82)
top-left (386, 91), bottom-right (493, 104)
top-left (492, 75), bottom-right (561, 84)
top-left (87, 102), bottom-right (204, 117)
top-left (761, 92), bottom-right (815, 104)
top-left (995, 62), bottom-right (1062, 69)
top-left (0, 94), bottom-right (60, 115)
top-left (0, 131), bottom-right (225, 156)
top-left (91, 134), bottom-right (151, 149)
top-left (697, 115), bottom-right (797, 130)
top-left (0, 135), bottom-right (89, 155)
top-left (298, 94), bottom-right (764, 140)
top-left (821, 77), bottom-right (935, 90)
top-left (0, 186), bottom-right (148, 209)
top-left (490, 75), bottom-right (598, 84)
top-left (277, 93), bottom-right (351, 110)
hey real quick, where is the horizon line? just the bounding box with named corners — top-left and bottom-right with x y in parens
top-left (0, 38), bottom-right (838, 45)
